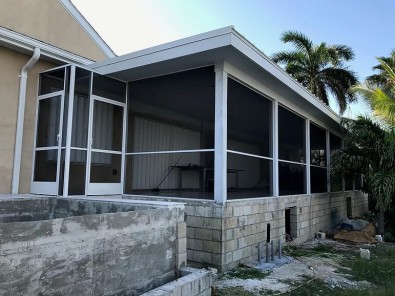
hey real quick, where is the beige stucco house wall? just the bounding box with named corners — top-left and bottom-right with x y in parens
top-left (0, 0), bottom-right (109, 62)
top-left (0, 0), bottom-right (115, 194)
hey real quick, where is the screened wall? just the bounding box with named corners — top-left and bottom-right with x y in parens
top-left (33, 64), bottom-right (353, 200)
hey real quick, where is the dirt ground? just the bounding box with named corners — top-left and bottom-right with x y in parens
top-left (213, 239), bottom-right (374, 295)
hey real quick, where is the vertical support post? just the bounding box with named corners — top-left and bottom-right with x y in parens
top-left (214, 63), bottom-right (228, 204)
top-left (265, 242), bottom-right (270, 263)
top-left (63, 65), bottom-right (76, 197)
top-left (326, 131), bottom-right (330, 193)
top-left (278, 239), bottom-right (282, 259)
top-left (305, 119), bottom-right (311, 195)
top-left (272, 101), bottom-right (279, 197)
top-left (258, 242), bottom-right (263, 265)
top-left (121, 83), bottom-right (128, 195)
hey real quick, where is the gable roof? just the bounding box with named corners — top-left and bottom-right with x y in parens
top-left (59, 0), bottom-right (116, 58)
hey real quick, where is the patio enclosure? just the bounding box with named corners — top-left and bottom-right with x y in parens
top-left (31, 64), bottom-right (347, 201)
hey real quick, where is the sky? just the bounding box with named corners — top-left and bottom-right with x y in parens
top-left (71, 0), bottom-right (395, 117)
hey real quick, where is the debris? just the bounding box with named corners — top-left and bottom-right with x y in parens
top-left (375, 235), bottom-right (383, 243)
top-left (334, 223), bottom-right (376, 244)
top-left (360, 248), bottom-right (371, 260)
top-left (340, 218), bottom-right (369, 231)
top-left (315, 232), bottom-right (326, 240)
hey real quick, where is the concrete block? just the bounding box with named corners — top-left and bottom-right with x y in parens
top-left (360, 248), bottom-right (370, 260)
top-left (224, 217), bottom-right (237, 229)
top-left (315, 232), bottom-right (326, 240)
top-left (233, 249), bottom-right (243, 261)
top-left (187, 227), bottom-right (195, 239)
top-left (224, 239), bottom-right (237, 252)
top-left (194, 229), bottom-right (212, 241)
top-left (178, 252), bottom-right (187, 268)
top-left (225, 229), bottom-right (234, 241)
top-left (181, 282), bottom-right (192, 296)
top-left (212, 230), bottom-right (221, 242)
top-left (178, 223), bottom-right (187, 238)
top-left (178, 238), bottom-right (187, 252)
top-left (203, 241), bottom-right (221, 254)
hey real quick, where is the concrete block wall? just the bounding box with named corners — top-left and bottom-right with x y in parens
top-left (0, 197), bottom-right (187, 296)
top-left (123, 191), bottom-right (369, 272)
top-left (142, 267), bottom-right (212, 296)
top-left (183, 190), bottom-right (368, 272)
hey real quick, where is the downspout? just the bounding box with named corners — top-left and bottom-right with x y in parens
top-left (11, 48), bottom-right (41, 194)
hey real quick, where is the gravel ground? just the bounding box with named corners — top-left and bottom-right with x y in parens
top-left (213, 240), bottom-right (371, 294)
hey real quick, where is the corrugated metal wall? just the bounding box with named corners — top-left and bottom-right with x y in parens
top-left (132, 116), bottom-right (201, 190)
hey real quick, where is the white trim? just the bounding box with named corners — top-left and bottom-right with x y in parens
top-left (272, 100), bottom-right (279, 197)
top-left (38, 90), bottom-right (65, 100)
top-left (306, 119), bottom-right (311, 194)
top-left (126, 149), bottom-right (214, 155)
top-left (0, 27), bottom-right (94, 65)
top-left (121, 84), bottom-right (128, 194)
top-left (31, 182), bottom-right (58, 196)
top-left (58, 0), bottom-right (116, 58)
top-left (227, 150), bottom-right (273, 161)
top-left (278, 159), bottom-right (306, 166)
top-left (91, 94), bottom-right (126, 107)
top-left (214, 65), bottom-right (227, 204)
top-left (85, 72), bottom-right (94, 194)
top-left (91, 149), bottom-right (122, 155)
top-left (87, 183), bottom-right (123, 195)
top-left (326, 130), bottom-right (331, 193)
top-left (90, 26), bottom-right (233, 70)
top-left (63, 66), bottom-right (76, 196)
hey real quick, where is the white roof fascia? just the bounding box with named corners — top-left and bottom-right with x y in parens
top-left (89, 26), bottom-right (235, 71)
top-left (59, 0), bottom-right (116, 58)
top-left (0, 26), bottom-right (94, 65)
top-left (229, 28), bottom-right (340, 123)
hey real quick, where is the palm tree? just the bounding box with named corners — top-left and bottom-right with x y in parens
top-left (351, 58), bottom-right (395, 127)
top-left (330, 116), bottom-right (395, 234)
top-left (272, 31), bottom-right (358, 114)
top-left (366, 50), bottom-right (395, 89)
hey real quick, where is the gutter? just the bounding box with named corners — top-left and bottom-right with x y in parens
top-left (11, 47), bottom-right (41, 194)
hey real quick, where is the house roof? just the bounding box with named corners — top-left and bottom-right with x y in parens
top-left (60, 0), bottom-right (116, 58)
top-left (90, 26), bottom-right (341, 132)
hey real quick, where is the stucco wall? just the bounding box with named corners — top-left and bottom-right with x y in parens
top-left (0, 47), bottom-right (57, 194)
top-left (0, 0), bottom-right (108, 61)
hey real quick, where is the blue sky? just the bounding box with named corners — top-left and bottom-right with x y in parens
top-left (72, 0), bottom-right (395, 116)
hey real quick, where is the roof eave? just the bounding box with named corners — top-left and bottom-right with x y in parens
top-left (0, 26), bottom-right (94, 65)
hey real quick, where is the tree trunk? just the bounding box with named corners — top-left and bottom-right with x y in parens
top-left (378, 207), bottom-right (385, 235)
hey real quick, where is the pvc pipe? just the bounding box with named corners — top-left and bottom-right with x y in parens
top-left (271, 240), bottom-right (274, 261)
top-left (278, 239), bottom-right (282, 259)
top-left (11, 48), bottom-right (41, 194)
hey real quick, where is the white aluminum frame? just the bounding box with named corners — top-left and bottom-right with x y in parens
top-left (30, 90), bottom-right (65, 195)
top-left (86, 94), bottom-right (126, 195)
